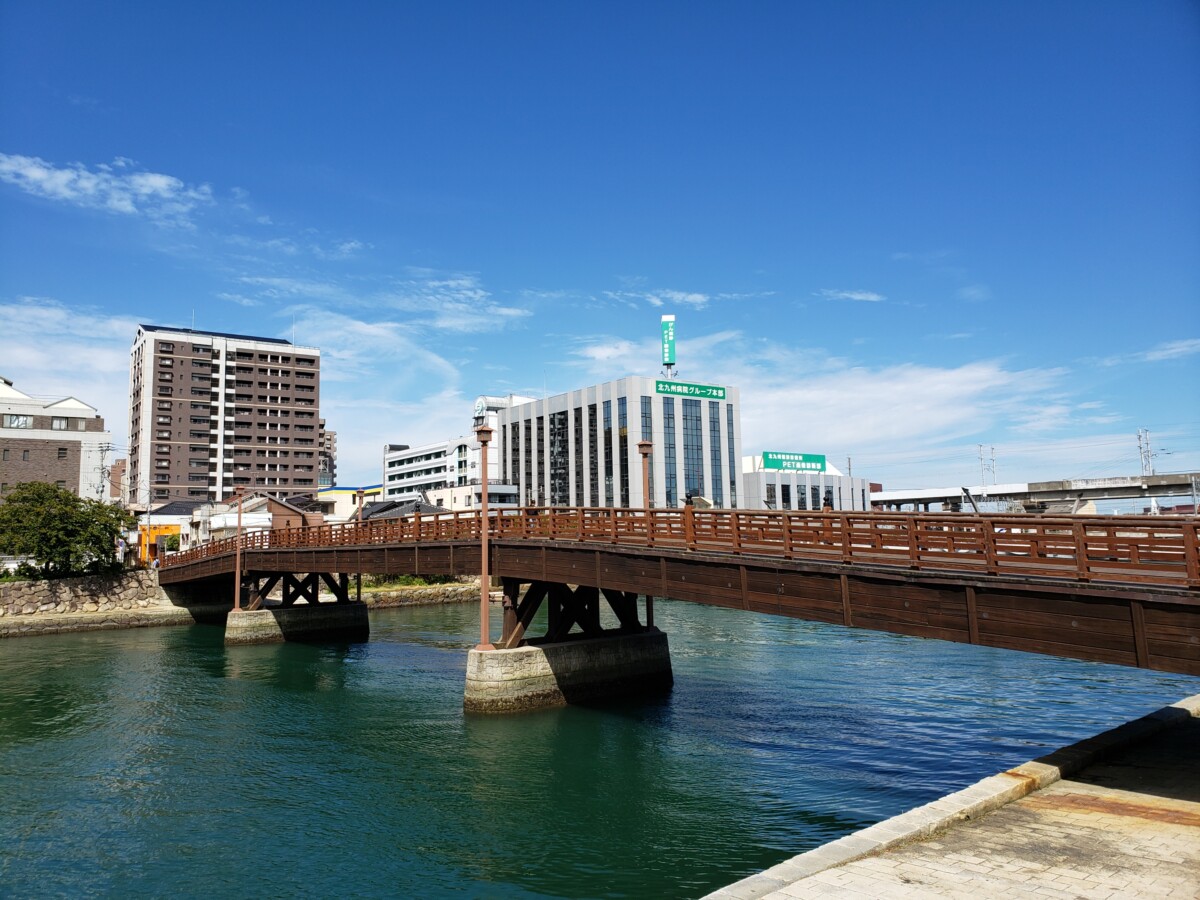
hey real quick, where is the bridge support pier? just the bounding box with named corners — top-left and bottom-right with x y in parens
top-left (224, 572), bottom-right (368, 645)
top-left (464, 579), bottom-right (672, 713)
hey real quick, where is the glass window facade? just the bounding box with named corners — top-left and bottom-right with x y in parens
top-left (573, 407), bottom-right (584, 507)
top-left (588, 404), bottom-right (599, 507)
top-left (549, 410), bottom-right (569, 505)
top-left (617, 397), bottom-right (629, 507)
top-left (663, 397), bottom-right (677, 507)
top-left (682, 398), bottom-right (704, 502)
top-left (640, 396), bottom-right (653, 506)
top-left (708, 400), bottom-right (723, 508)
top-left (727, 405), bottom-right (737, 507)
top-left (603, 400), bottom-right (613, 506)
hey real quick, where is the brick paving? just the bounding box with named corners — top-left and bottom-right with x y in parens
top-left (764, 717), bottom-right (1200, 899)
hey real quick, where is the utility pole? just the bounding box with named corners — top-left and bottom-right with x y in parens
top-left (846, 456), bottom-right (852, 477)
top-left (1137, 428), bottom-right (1155, 477)
top-left (977, 445), bottom-right (996, 485)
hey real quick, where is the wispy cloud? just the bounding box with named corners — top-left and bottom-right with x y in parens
top-left (1099, 338), bottom-right (1200, 367)
top-left (957, 284), bottom-right (990, 302)
top-left (0, 153), bottom-right (213, 227)
top-left (817, 289), bottom-right (885, 303)
top-left (604, 287), bottom-right (712, 309)
top-left (238, 276), bottom-right (351, 303)
top-left (0, 298), bottom-right (143, 451)
top-left (380, 273), bottom-right (532, 332)
top-left (1142, 338), bottom-right (1200, 362)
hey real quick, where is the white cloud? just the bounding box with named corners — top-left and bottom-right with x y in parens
top-left (604, 287), bottom-right (711, 309)
top-left (1099, 338), bottom-right (1200, 367)
top-left (287, 307), bottom-right (472, 482)
top-left (957, 284), bottom-right (991, 302)
top-left (0, 298), bottom-right (141, 452)
top-left (817, 289), bottom-right (885, 303)
top-left (1142, 338), bottom-right (1200, 362)
top-left (379, 272), bottom-right (533, 333)
top-left (0, 153), bottom-right (213, 227)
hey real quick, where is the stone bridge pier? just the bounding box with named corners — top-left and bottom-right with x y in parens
top-left (464, 577), bottom-right (673, 713)
top-left (214, 570), bottom-right (369, 645)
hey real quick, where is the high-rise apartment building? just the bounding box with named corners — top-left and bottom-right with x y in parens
top-left (126, 325), bottom-right (321, 506)
top-left (319, 425), bottom-right (337, 487)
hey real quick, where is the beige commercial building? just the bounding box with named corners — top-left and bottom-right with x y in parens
top-left (126, 325), bottom-right (322, 506)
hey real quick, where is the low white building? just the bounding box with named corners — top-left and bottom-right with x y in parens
top-left (382, 395), bottom-right (523, 509)
top-left (0, 376), bottom-right (113, 500)
top-left (741, 452), bottom-right (871, 512)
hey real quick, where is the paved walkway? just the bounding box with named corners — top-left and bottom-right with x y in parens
top-left (707, 695), bottom-right (1200, 900)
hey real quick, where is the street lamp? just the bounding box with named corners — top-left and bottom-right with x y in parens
top-left (476, 424), bottom-right (494, 650)
top-left (638, 440), bottom-right (653, 511)
top-left (232, 487), bottom-right (244, 614)
top-left (637, 440), bottom-right (655, 630)
top-left (356, 488), bottom-right (365, 603)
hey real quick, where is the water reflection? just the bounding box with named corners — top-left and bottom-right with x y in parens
top-left (0, 599), bottom-right (1197, 899)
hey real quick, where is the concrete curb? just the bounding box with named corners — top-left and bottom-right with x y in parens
top-left (703, 692), bottom-right (1200, 900)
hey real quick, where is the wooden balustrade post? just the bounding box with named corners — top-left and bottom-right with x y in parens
top-left (1185, 522), bottom-right (1200, 588)
top-left (1073, 521), bottom-right (1091, 581)
top-left (684, 504), bottom-right (695, 550)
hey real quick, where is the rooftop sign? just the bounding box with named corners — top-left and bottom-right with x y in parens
top-left (655, 380), bottom-right (726, 400)
top-left (762, 452), bottom-right (826, 472)
top-left (661, 315), bottom-right (676, 366)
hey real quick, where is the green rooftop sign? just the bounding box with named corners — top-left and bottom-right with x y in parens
top-left (661, 315), bottom-right (676, 366)
top-left (655, 380), bottom-right (726, 400)
top-left (763, 452), bottom-right (826, 472)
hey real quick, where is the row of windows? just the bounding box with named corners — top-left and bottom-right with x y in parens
top-left (2, 447), bottom-right (70, 460)
top-left (1, 480), bottom-right (68, 493)
top-left (2, 415), bottom-right (86, 431)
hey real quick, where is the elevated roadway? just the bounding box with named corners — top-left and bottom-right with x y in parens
top-left (873, 472), bottom-right (1200, 511)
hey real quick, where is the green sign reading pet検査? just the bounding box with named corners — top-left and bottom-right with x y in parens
top-left (655, 380), bottom-right (726, 400)
top-left (762, 452), bottom-right (826, 472)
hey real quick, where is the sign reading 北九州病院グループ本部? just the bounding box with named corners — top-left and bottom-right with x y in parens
top-left (762, 452), bottom-right (827, 472)
top-left (654, 380), bottom-right (725, 399)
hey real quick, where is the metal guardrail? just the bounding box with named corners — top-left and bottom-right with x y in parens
top-left (163, 507), bottom-right (1200, 589)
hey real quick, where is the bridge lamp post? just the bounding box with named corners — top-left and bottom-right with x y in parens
top-left (638, 440), bottom-right (653, 511)
top-left (232, 486), bottom-right (244, 614)
top-left (475, 425), bottom-right (495, 650)
top-left (356, 488), bottom-right (365, 604)
top-left (637, 439), bottom-right (655, 629)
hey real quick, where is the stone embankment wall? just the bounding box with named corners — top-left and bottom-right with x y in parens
top-left (362, 583), bottom-right (479, 608)
top-left (1, 570), bottom-right (170, 618)
top-left (0, 571), bottom-right (196, 638)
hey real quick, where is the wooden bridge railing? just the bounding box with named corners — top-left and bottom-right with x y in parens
top-left (163, 507), bottom-right (1200, 589)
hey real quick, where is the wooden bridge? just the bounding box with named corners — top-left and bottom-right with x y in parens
top-left (161, 507), bottom-right (1200, 676)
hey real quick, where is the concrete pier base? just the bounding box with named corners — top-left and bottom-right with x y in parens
top-left (464, 628), bottom-right (673, 713)
top-left (224, 603), bottom-right (369, 646)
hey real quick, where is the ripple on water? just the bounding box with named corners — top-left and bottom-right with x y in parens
top-left (1, 599), bottom-right (1197, 898)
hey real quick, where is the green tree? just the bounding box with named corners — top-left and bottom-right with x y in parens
top-left (0, 482), bottom-right (134, 579)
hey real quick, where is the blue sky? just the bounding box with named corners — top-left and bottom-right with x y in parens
top-left (2, 1), bottom-right (1197, 493)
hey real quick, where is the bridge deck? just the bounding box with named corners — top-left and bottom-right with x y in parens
top-left (161, 508), bottom-right (1200, 675)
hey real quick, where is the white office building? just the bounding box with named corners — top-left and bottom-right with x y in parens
top-left (741, 452), bottom-right (871, 512)
top-left (383, 395), bottom-right (524, 509)
top-left (492, 376), bottom-right (742, 509)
